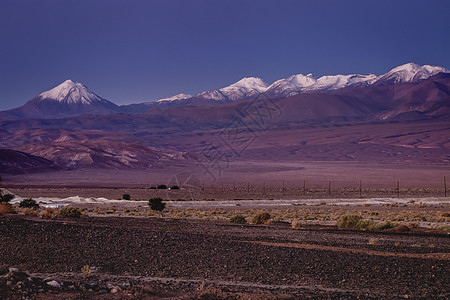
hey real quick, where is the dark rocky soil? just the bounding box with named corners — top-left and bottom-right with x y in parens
top-left (0, 215), bottom-right (449, 299)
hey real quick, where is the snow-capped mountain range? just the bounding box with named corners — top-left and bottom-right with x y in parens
top-left (2, 62), bottom-right (448, 119)
top-left (186, 63), bottom-right (448, 101)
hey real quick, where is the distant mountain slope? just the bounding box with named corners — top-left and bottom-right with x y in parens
top-left (1, 63), bottom-right (448, 118)
top-left (1, 73), bottom-right (449, 134)
top-left (0, 149), bottom-right (59, 174)
top-left (4, 80), bottom-right (120, 118)
top-left (16, 140), bottom-right (198, 170)
top-left (123, 63), bottom-right (449, 112)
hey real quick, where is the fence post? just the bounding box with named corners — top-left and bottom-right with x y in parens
top-left (397, 180), bottom-right (400, 198)
top-left (263, 181), bottom-right (266, 197)
top-left (445, 176), bottom-right (447, 197)
top-left (359, 179), bottom-right (362, 198)
top-left (328, 180), bottom-right (331, 196)
top-left (303, 180), bottom-right (306, 195)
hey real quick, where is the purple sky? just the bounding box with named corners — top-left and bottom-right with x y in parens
top-left (0, 0), bottom-right (449, 110)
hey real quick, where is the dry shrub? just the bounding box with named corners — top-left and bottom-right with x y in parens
top-left (337, 215), bottom-right (362, 229)
top-left (59, 206), bottom-right (81, 218)
top-left (291, 218), bottom-right (302, 229)
top-left (81, 265), bottom-right (91, 279)
top-left (0, 203), bottom-right (14, 214)
top-left (337, 215), bottom-right (395, 231)
top-left (39, 208), bottom-right (58, 219)
top-left (368, 238), bottom-right (379, 245)
top-left (230, 215), bottom-right (247, 224)
top-left (251, 211), bottom-right (271, 224)
top-left (21, 207), bottom-right (38, 216)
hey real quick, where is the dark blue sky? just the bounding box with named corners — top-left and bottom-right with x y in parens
top-left (1, 0), bottom-right (449, 110)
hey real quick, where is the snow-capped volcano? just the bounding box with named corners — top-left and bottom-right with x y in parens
top-left (7, 79), bottom-right (119, 118)
top-left (265, 73), bottom-right (377, 97)
top-left (157, 93), bottom-right (192, 103)
top-left (38, 79), bottom-right (110, 105)
top-left (375, 63), bottom-right (449, 84)
top-left (195, 77), bottom-right (269, 102)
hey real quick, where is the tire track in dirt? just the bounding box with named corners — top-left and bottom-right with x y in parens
top-left (244, 241), bottom-right (450, 260)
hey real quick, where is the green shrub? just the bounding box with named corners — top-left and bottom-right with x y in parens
top-left (157, 185), bottom-right (168, 190)
top-left (59, 206), bottom-right (82, 218)
top-left (122, 194), bottom-right (131, 200)
top-left (19, 198), bottom-right (39, 209)
top-left (230, 215), bottom-right (247, 224)
top-left (149, 197), bottom-right (166, 211)
top-left (251, 212), bottom-right (271, 224)
top-left (170, 185), bottom-right (180, 190)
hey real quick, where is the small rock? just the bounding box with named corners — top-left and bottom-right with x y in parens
top-left (47, 280), bottom-right (61, 288)
top-left (8, 267), bottom-right (19, 274)
top-left (99, 289), bottom-right (108, 293)
top-left (111, 288), bottom-right (119, 294)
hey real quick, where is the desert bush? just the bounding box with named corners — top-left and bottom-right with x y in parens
top-left (170, 185), bottom-right (180, 190)
top-left (338, 215), bottom-right (396, 231)
top-left (337, 215), bottom-right (363, 229)
top-left (19, 198), bottom-right (39, 209)
top-left (149, 197), bottom-right (166, 211)
top-left (59, 206), bottom-right (81, 218)
top-left (0, 203), bottom-right (14, 214)
top-left (122, 194), bottom-right (131, 200)
top-left (251, 211), bottom-right (271, 224)
top-left (21, 207), bottom-right (39, 216)
top-left (39, 208), bottom-right (58, 219)
top-left (373, 221), bottom-right (395, 230)
top-left (230, 215), bottom-right (247, 224)
top-left (0, 192), bottom-right (14, 203)
top-left (81, 265), bottom-right (91, 279)
top-left (157, 185), bottom-right (168, 190)
top-left (368, 238), bottom-right (380, 245)
top-left (291, 218), bottom-right (302, 229)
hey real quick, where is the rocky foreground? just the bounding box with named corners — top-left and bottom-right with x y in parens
top-left (0, 215), bottom-right (449, 299)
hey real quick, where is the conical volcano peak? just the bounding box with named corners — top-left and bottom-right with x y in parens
top-left (38, 79), bottom-right (104, 104)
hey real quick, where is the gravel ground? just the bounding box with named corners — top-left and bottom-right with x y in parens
top-left (0, 215), bottom-right (449, 299)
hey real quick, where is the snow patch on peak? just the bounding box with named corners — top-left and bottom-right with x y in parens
top-left (377, 63), bottom-right (449, 84)
top-left (38, 80), bottom-right (105, 104)
top-left (157, 93), bottom-right (192, 102)
top-left (266, 74), bottom-right (317, 97)
top-left (227, 77), bottom-right (269, 92)
top-left (195, 77), bottom-right (269, 102)
top-left (307, 74), bottom-right (377, 91)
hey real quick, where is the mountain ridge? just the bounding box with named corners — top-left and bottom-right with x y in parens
top-left (1, 63), bottom-right (448, 119)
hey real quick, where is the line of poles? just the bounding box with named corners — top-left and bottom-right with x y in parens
top-left (195, 176), bottom-right (449, 197)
